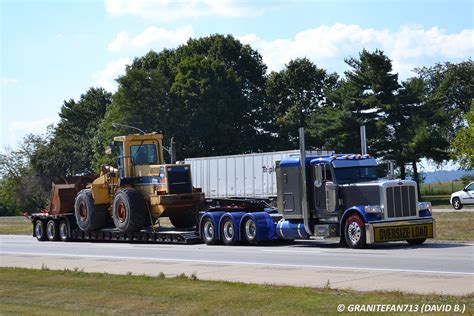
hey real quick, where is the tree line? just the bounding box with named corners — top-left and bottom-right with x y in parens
top-left (1, 34), bottom-right (472, 215)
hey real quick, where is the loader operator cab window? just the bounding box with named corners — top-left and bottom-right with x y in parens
top-left (131, 144), bottom-right (158, 165)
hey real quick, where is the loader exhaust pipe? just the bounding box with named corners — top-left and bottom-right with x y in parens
top-left (170, 137), bottom-right (177, 164)
top-left (298, 128), bottom-right (313, 236)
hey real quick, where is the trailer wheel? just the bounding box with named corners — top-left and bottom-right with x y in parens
top-left (221, 217), bottom-right (238, 246)
top-left (59, 220), bottom-right (70, 241)
top-left (74, 189), bottom-right (107, 231)
top-left (201, 217), bottom-right (218, 245)
top-left (46, 220), bottom-right (59, 241)
top-left (112, 188), bottom-right (147, 233)
top-left (406, 238), bottom-right (426, 245)
top-left (344, 214), bottom-right (366, 249)
top-left (242, 217), bottom-right (258, 245)
top-left (34, 220), bottom-right (47, 241)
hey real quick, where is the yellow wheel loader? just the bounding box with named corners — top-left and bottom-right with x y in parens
top-left (73, 132), bottom-right (204, 233)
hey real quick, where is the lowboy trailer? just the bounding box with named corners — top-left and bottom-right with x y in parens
top-left (30, 129), bottom-right (435, 248)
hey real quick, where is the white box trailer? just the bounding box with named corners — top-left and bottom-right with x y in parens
top-left (185, 150), bottom-right (333, 198)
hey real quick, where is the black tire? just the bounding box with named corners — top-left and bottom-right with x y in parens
top-left (452, 197), bottom-right (463, 210)
top-left (169, 210), bottom-right (198, 229)
top-left (34, 220), bottom-right (47, 241)
top-left (344, 214), bottom-right (367, 249)
top-left (406, 238), bottom-right (426, 245)
top-left (242, 217), bottom-right (258, 245)
top-left (46, 220), bottom-right (59, 241)
top-left (74, 189), bottom-right (107, 231)
top-left (59, 219), bottom-right (70, 241)
top-left (201, 217), bottom-right (219, 245)
top-left (221, 217), bottom-right (238, 246)
top-left (112, 188), bottom-right (147, 233)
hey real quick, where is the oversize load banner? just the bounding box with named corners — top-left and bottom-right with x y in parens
top-left (374, 224), bottom-right (433, 242)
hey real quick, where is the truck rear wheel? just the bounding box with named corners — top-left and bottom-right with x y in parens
top-left (112, 188), bottom-right (147, 233)
top-left (201, 217), bottom-right (218, 245)
top-left (74, 189), bottom-right (107, 231)
top-left (34, 220), bottom-right (47, 241)
top-left (242, 217), bottom-right (258, 245)
top-left (344, 214), bottom-right (366, 249)
top-left (221, 217), bottom-right (238, 246)
top-left (46, 220), bottom-right (59, 241)
top-left (59, 220), bottom-right (70, 241)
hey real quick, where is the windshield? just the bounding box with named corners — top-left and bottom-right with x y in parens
top-left (333, 166), bottom-right (378, 184)
top-left (130, 144), bottom-right (158, 165)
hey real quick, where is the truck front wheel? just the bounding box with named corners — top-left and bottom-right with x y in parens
top-left (112, 188), bottom-right (147, 233)
top-left (344, 214), bottom-right (367, 249)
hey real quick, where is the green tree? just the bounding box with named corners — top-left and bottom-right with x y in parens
top-left (265, 58), bottom-right (338, 150)
top-left (451, 103), bottom-right (474, 169)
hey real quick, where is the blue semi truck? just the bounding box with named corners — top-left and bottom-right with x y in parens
top-left (31, 129), bottom-right (435, 248)
top-left (198, 132), bottom-right (435, 249)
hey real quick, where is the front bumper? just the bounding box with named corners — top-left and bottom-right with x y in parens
top-left (366, 218), bottom-right (436, 244)
top-left (151, 192), bottom-right (205, 206)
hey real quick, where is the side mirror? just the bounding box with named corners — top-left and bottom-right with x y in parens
top-left (105, 145), bottom-right (112, 155)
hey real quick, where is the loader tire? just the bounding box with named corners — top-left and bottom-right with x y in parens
top-left (169, 210), bottom-right (198, 229)
top-left (74, 189), bottom-right (107, 232)
top-left (112, 188), bottom-right (147, 233)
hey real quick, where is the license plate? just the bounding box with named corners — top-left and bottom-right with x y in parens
top-left (374, 224), bottom-right (433, 242)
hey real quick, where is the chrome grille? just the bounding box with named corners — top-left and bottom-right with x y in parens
top-left (385, 185), bottom-right (417, 218)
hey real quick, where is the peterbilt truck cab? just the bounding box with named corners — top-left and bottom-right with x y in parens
top-left (277, 154), bottom-right (435, 248)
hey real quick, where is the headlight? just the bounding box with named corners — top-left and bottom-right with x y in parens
top-left (364, 205), bottom-right (383, 213)
top-left (417, 202), bottom-right (432, 212)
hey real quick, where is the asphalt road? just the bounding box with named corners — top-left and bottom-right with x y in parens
top-left (1, 235), bottom-right (473, 295)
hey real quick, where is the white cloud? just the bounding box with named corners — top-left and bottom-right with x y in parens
top-left (93, 58), bottom-right (132, 92)
top-left (2, 77), bottom-right (19, 85)
top-left (105, 0), bottom-right (269, 20)
top-left (238, 23), bottom-right (474, 78)
top-left (6, 118), bottom-right (56, 147)
top-left (108, 25), bottom-right (194, 52)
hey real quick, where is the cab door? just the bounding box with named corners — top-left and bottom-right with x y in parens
top-left (462, 183), bottom-right (474, 204)
top-left (313, 163), bottom-right (333, 212)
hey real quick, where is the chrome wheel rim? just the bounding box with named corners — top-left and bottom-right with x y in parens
top-left (59, 222), bottom-right (67, 239)
top-left (348, 221), bottom-right (361, 243)
top-left (245, 220), bottom-right (256, 240)
top-left (35, 222), bottom-right (43, 238)
top-left (47, 222), bottom-right (55, 239)
top-left (203, 221), bottom-right (214, 240)
top-left (223, 221), bottom-right (234, 241)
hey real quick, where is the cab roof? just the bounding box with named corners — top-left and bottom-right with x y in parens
top-left (279, 154), bottom-right (376, 168)
top-left (113, 132), bottom-right (163, 142)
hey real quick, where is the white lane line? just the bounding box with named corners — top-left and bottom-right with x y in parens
top-left (1, 251), bottom-right (473, 276)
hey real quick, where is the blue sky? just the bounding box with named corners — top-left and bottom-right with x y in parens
top-left (1, 0), bottom-right (473, 172)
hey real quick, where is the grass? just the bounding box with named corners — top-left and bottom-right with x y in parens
top-left (0, 216), bottom-right (32, 235)
top-left (433, 212), bottom-right (474, 241)
top-left (0, 268), bottom-right (472, 315)
top-left (420, 181), bottom-right (465, 196)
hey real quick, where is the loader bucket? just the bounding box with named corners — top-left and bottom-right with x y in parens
top-left (48, 176), bottom-right (96, 215)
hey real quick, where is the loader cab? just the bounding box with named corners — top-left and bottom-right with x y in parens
top-left (112, 133), bottom-right (165, 179)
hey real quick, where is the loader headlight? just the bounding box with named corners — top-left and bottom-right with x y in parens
top-left (417, 202), bottom-right (432, 212)
top-left (364, 205), bottom-right (383, 214)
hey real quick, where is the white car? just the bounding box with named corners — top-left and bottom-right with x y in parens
top-left (450, 182), bottom-right (474, 210)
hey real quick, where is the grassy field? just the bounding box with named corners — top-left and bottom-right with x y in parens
top-left (420, 181), bottom-right (465, 196)
top-left (1, 212), bottom-right (473, 241)
top-left (0, 268), bottom-right (472, 315)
